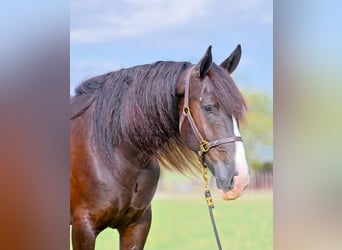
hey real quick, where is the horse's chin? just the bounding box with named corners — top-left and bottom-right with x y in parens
top-left (220, 175), bottom-right (249, 201)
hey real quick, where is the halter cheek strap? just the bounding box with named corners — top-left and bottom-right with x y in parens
top-left (179, 66), bottom-right (243, 161)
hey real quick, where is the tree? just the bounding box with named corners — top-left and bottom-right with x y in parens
top-left (241, 91), bottom-right (273, 170)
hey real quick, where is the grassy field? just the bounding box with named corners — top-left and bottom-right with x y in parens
top-left (70, 192), bottom-right (272, 250)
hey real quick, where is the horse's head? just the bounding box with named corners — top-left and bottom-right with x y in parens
top-left (177, 45), bottom-right (250, 200)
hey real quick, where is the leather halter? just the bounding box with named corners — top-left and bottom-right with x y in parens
top-left (179, 66), bottom-right (243, 161)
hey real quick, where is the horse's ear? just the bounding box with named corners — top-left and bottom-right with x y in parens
top-left (220, 44), bottom-right (242, 74)
top-left (197, 45), bottom-right (212, 78)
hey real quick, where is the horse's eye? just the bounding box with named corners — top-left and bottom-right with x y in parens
top-left (203, 104), bottom-right (215, 113)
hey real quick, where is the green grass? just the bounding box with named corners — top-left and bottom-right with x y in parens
top-left (70, 192), bottom-right (272, 250)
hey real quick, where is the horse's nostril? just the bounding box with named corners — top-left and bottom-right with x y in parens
top-left (228, 172), bottom-right (238, 189)
top-left (227, 176), bottom-right (234, 189)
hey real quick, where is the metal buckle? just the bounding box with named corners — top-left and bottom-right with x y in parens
top-left (200, 140), bottom-right (210, 153)
top-left (183, 106), bottom-right (190, 115)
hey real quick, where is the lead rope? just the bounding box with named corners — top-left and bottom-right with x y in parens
top-left (201, 159), bottom-right (222, 250)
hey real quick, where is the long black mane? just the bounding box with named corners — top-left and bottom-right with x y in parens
top-left (71, 61), bottom-right (246, 173)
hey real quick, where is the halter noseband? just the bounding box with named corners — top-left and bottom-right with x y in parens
top-left (179, 66), bottom-right (243, 161)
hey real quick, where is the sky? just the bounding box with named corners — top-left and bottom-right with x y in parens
top-left (70, 0), bottom-right (272, 95)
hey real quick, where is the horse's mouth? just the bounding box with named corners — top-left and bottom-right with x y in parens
top-left (219, 175), bottom-right (249, 200)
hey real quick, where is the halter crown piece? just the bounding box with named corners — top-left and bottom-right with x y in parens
top-left (179, 66), bottom-right (244, 250)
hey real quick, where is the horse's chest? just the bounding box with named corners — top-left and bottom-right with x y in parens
top-left (107, 165), bottom-right (160, 228)
top-left (129, 165), bottom-right (160, 207)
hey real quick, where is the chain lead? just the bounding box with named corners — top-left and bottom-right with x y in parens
top-left (200, 160), bottom-right (222, 250)
top-left (202, 165), bottom-right (214, 207)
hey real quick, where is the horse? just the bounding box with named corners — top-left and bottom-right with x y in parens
top-left (70, 45), bottom-right (250, 250)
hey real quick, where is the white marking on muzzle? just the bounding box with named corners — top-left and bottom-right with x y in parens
top-left (221, 116), bottom-right (250, 200)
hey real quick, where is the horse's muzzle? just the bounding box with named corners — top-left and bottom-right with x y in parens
top-left (220, 174), bottom-right (250, 200)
